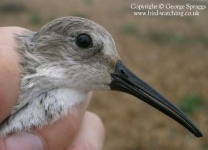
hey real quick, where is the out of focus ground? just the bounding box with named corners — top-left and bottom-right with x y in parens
top-left (0, 0), bottom-right (207, 149)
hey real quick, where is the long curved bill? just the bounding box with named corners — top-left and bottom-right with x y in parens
top-left (110, 61), bottom-right (202, 137)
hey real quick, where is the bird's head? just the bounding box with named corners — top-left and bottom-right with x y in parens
top-left (31, 16), bottom-right (202, 137)
top-left (33, 17), bottom-right (119, 90)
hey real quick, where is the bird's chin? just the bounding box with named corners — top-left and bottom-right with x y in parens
top-left (88, 83), bottom-right (111, 91)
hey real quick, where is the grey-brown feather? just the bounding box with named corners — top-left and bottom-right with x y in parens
top-left (0, 16), bottom-right (119, 136)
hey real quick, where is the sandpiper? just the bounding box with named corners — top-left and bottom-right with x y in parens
top-left (0, 16), bottom-right (202, 137)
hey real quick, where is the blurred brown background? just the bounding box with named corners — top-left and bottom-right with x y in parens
top-left (0, 0), bottom-right (207, 149)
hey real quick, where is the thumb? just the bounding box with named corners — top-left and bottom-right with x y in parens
top-left (0, 133), bottom-right (45, 150)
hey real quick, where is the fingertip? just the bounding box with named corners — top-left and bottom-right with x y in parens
top-left (0, 132), bottom-right (45, 150)
top-left (85, 112), bottom-right (105, 139)
top-left (68, 112), bottom-right (105, 150)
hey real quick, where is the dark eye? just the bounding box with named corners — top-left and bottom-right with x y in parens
top-left (75, 34), bottom-right (92, 49)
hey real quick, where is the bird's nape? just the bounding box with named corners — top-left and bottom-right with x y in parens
top-left (110, 60), bottom-right (203, 137)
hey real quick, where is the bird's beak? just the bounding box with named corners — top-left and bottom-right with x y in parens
top-left (110, 60), bottom-right (202, 137)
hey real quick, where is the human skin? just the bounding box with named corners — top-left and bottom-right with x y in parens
top-left (0, 27), bottom-right (105, 150)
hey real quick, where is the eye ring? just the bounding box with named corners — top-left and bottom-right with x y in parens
top-left (75, 34), bottom-right (93, 49)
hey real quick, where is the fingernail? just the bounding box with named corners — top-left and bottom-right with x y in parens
top-left (5, 132), bottom-right (45, 150)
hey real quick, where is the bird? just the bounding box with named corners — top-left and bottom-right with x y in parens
top-left (0, 16), bottom-right (202, 138)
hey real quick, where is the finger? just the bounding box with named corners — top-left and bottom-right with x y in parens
top-left (36, 92), bottom-right (93, 150)
top-left (0, 27), bottom-right (27, 122)
top-left (67, 112), bottom-right (105, 150)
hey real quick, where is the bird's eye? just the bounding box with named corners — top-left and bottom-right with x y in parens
top-left (75, 34), bottom-right (92, 49)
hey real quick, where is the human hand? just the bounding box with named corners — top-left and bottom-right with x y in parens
top-left (0, 27), bottom-right (105, 150)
